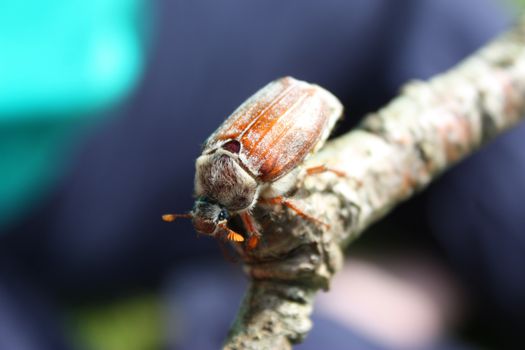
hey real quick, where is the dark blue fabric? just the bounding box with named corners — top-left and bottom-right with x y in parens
top-left (0, 266), bottom-right (70, 350)
top-left (0, 0), bottom-right (515, 348)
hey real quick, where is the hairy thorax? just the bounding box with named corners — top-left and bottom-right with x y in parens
top-left (195, 150), bottom-right (258, 212)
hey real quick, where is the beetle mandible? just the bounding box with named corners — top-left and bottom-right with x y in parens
top-left (163, 76), bottom-right (343, 249)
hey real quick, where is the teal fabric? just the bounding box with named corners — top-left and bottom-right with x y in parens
top-left (0, 0), bottom-right (146, 228)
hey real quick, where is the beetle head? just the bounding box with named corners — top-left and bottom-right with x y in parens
top-left (162, 197), bottom-right (244, 243)
top-left (191, 196), bottom-right (229, 236)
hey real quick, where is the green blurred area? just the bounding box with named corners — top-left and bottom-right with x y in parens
top-left (0, 0), bottom-right (146, 229)
top-left (68, 294), bottom-right (165, 350)
top-left (0, 0), bottom-right (152, 344)
top-left (0, 1), bottom-right (164, 349)
top-left (0, 0), bottom-right (143, 118)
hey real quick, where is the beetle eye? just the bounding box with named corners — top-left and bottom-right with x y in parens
top-left (222, 140), bottom-right (241, 154)
top-left (217, 209), bottom-right (228, 221)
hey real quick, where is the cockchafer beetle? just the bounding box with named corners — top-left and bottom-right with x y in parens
top-left (163, 76), bottom-right (344, 249)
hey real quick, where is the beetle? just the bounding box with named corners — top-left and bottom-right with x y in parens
top-left (163, 76), bottom-right (344, 249)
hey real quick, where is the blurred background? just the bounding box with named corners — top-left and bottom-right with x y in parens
top-left (0, 1), bottom-right (524, 349)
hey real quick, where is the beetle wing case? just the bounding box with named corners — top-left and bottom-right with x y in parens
top-left (204, 76), bottom-right (343, 183)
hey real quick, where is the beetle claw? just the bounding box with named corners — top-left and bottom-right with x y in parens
top-left (227, 231), bottom-right (245, 242)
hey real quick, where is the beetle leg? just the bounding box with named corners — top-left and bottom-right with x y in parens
top-left (306, 165), bottom-right (346, 177)
top-left (240, 212), bottom-right (261, 250)
top-left (162, 213), bottom-right (193, 222)
top-left (305, 165), bottom-right (362, 187)
top-left (262, 196), bottom-right (329, 229)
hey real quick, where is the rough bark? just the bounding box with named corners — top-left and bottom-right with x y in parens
top-left (223, 17), bottom-right (525, 350)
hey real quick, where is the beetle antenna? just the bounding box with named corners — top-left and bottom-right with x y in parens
top-left (162, 213), bottom-right (193, 222)
top-left (218, 223), bottom-right (245, 242)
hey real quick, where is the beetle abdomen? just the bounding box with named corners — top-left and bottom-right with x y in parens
top-left (206, 77), bottom-right (343, 182)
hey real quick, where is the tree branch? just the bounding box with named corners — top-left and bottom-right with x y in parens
top-left (223, 16), bottom-right (525, 350)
